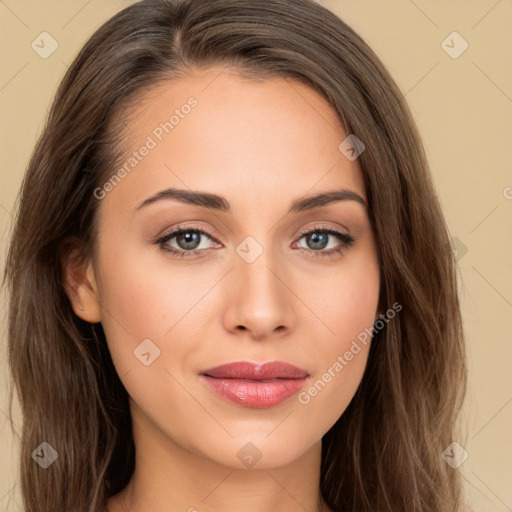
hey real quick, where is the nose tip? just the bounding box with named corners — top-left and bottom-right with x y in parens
top-left (224, 258), bottom-right (293, 341)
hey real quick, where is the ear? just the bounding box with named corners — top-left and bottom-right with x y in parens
top-left (60, 238), bottom-right (102, 323)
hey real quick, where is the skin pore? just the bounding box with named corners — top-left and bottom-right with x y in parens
top-left (63, 66), bottom-right (381, 512)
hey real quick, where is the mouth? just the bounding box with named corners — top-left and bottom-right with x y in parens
top-left (199, 361), bottom-right (310, 408)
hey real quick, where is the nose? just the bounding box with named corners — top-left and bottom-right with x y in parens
top-left (222, 253), bottom-right (296, 341)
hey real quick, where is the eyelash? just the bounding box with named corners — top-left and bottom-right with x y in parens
top-left (154, 223), bottom-right (355, 259)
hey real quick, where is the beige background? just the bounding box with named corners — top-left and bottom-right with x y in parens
top-left (1, 1), bottom-right (511, 510)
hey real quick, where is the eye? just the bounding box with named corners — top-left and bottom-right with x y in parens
top-left (155, 225), bottom-right (220, 258)
top-left (154, 223), bottom-right (355, 259)
top-left (293, 225), bottom-right (355, 259)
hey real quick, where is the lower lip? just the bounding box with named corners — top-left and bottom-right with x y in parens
top-left (200, 375), bottom-right (308, 408)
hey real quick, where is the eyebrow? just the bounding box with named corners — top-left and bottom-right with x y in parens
top-left (135, 187), bottom-right (368, 213)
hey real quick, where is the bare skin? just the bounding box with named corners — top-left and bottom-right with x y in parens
top-left (63, 66), bottom-right (381, 512)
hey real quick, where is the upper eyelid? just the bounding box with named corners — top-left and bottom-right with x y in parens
top-left (156, 224), bottom-right (219, 244)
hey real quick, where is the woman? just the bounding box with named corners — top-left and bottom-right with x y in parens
top-left (3, 0), bottom-right (467, 510)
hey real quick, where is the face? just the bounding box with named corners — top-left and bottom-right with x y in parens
top-left (69, 66), bottom-right (381, 470)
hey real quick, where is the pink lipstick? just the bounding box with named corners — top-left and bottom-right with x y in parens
top-left (200, 361), bottom-right (309, 408)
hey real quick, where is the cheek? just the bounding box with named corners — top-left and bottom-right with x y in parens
top-left (328, 270), bottom-right (379, 343)
top-left (294, 250), bottom-right (379, 419)
top-left (295, 264), bottom-right (379, 423)
top-left (94, 235), bottom-right (221, 381)
top-left (306, 248), bottom-right (380, 345)
top-left (92, 238), bottom-right (178, 370)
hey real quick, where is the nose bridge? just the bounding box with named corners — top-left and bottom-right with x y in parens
top-left (235, 235), bottom-right (284, 304)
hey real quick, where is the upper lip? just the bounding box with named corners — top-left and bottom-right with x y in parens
top-left (201, 361), bottom-right (309, 380)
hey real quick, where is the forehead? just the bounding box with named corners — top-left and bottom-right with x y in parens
top-left (101, 66), bottom-right (367, 216)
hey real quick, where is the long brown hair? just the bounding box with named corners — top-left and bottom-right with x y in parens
top-left (3, 0), bottom-right (467, 510)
